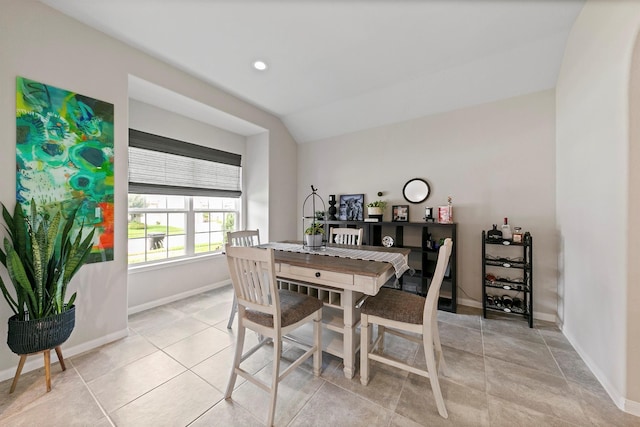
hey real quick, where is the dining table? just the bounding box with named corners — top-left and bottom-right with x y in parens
top-left (261, 241), bottom-right (411, 379)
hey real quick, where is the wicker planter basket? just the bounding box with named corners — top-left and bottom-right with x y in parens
top-left (7, 306), bottom-right (75, 355)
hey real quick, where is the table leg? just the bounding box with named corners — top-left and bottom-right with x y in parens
top-left (342, 290), bottom-right (357, 379)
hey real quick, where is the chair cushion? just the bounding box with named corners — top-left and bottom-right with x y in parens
top-left (361, 288), bottom-right (425, 325)
top-left (245, 290), bottom-right (323, 328)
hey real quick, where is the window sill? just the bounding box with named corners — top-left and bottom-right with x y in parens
top-left (128, 252), bottom-right (225, 274)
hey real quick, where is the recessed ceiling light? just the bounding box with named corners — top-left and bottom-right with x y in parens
top-left (252, 60), bottom-right (268, 71)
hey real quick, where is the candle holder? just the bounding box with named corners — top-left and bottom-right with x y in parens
top-left (328, 194), bottom-right (337, 220)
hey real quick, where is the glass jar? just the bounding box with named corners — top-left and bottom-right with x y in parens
top-left (513, 227), bottom-right (523, 243)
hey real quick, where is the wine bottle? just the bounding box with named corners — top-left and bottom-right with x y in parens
top-left (501, 217), bottom-right (512, 240)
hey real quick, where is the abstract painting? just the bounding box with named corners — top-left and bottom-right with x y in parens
top-left (16, 76), bottom-right (114, 263)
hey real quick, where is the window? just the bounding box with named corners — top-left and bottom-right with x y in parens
top-left (128, 129), bottom-right (241, 265)
top-left (127, 195), bottom-right (238, 264)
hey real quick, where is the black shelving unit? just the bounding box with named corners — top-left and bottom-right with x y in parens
top-left (482, 230), bottom-right (533, 327)
top-left (326, 220), bottom-right (457, 312)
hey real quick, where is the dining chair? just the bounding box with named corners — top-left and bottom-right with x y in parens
top-left (329, 227), bottom-right (363, 245)
top-left (226, 229), bottom-right (260, 329)
top-left (224, 245), bottom-right (323, 427)
top-left (360, 238), bottom-right (453, 419)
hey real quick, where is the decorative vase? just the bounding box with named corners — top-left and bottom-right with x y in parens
top-left (7, 306), bottom-right (75, 355)
top-left (305, 234), bottom-right (323, 248)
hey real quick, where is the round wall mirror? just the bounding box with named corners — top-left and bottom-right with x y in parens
top-left (403, 178), bottom-right (431, 204)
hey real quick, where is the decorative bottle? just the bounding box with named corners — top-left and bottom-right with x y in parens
top-left (487, 224), bottom-right (502, 240)
top-left (512, 227), bottom-right (523, 243)
top-left (501, 217), bottom-right (512, 240)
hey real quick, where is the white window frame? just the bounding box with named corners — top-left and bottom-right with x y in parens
top-left (127, 128), bottom-right (242, 267)
top-left (127, 195), bottom-right (240, 266)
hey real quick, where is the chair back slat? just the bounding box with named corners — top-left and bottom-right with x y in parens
top-left (228, 229), bottom-right (260, 247)
top-left (424, 238), bottom-right (453, 327)
top-left (329, 227), bottom-right (363, 245)
top-left (226, 245), bottom-right (279, 319)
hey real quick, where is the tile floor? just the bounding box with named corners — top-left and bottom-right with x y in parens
top-left (0, 285), bottom-right (638, 426)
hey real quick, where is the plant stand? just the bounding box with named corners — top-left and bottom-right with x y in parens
top-left (10, 346), bottom-right (66, 393)
top-left (6, 306), bottom-right (75, 393)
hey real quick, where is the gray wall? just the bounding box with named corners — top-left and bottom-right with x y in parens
top-left (556, 0), bottom-right (640, 411)
top-left (0, 0), bottom-right (297, 380)
top-left (298, 89), bottom-right (558, 320)
top-left (127, 100), bottom-right (246, 312)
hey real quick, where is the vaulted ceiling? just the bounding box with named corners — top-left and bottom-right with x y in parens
top-left (42, 0), bottom-right (585, 143)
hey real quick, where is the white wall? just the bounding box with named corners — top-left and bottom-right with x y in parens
top-left (0, 0), bottom-right (298, 379)
top-left (127, 100), bottom-right (246, 311)
top-left (246, 132), bottom-right (270, 241)
top-left (298, 90), bottom-right (558, 320)
top-left (629, 31), bottom-right (640, 409)
top-left (556, 0), bottom-right (640, 411)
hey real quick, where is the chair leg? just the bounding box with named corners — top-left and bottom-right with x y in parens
top-left (424, 331), bottom-right (448, 419)
top-left (378, 325), bottom-right (386, 352)
top-left (360, 314), bottom-right (370, 385)
top-left (432, 322), bottom-right (448, 376)
top-left (225, 321), bottom-right (245, 398)
top-left (267, 335), bottom-right (282, 427)
top-left (227, 294), bottom-right (238, 329)
top-left (313, 311), bottom-right (322, 377)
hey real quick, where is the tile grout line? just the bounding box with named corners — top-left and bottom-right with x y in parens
top-left (286, 378), bottom-right (327, 427)
top-left (70, 361), bottom-right (116, 427)
top-left (479, 315), bottom-right (493, 426)
top-left (539, 329), bottom-right (594, 425)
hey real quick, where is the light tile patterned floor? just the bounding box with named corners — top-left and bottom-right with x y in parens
top-left (0, 286), bottom-right (638, 426)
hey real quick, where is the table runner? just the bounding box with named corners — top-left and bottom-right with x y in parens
top-left (261, 242), bottom-right (412, 278)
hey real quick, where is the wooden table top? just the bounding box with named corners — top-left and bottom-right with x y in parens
top-left (271, 242), bottom-right (410, 278)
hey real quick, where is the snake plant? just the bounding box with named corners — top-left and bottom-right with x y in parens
top-left (0, 200), bottom-right (95, 320)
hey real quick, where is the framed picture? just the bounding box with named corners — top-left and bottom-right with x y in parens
top-left (392, 205), bottom-right (409, 222)
top-left (438, 205), bottom-right (452, 223)
top-left (338, 194), bottom-right (364, 221)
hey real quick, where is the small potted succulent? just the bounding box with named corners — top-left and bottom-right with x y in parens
top-left (304, 222), bottom-right (325, 247)
top-left (366, 200), bottom-right (387, 220)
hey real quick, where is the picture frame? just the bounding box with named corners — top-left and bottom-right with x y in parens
top-left (438, 205), bottom-right (452, 223)
top-left (392, 205), bottom-right (409, 222)
top-left (338, 194), bottom-right (364, 221)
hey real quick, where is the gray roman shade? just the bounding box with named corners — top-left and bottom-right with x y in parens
top-left (128, 129), bottom-right (242, 197)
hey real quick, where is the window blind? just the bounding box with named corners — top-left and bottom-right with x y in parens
top-left (128, 129), bottom-right (242, 197)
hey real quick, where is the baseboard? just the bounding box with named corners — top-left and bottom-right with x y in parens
top-left (0, 281), bottom-right (233, 382)
top-left (457, 297), bottom-right (482, 310)
top-left (456, 297), bottom-right (557, 323)
top-left (0, 327), bottom-right (129, 383)
top-left (624, 397), bottom-right (640, 416)
top-left (127, 279), bottom-right (231, 315)
top-left (561, 327), bottom-right (636, 415)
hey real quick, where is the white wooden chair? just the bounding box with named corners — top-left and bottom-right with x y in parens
top-left (329, 227), bottom-right (363, 245)
top-left (224, 245), bottom-right (323, 427)
top-left (226, 229), bottom-right (260, 329)
top-left (360, 238), bottom-right (453, 419)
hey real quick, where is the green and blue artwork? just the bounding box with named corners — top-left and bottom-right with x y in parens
top-left (16, 76), bottom-right (114, 263)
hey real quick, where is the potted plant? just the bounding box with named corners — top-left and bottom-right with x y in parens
top-left (366, 200), bottom-right (387, 220)
top-left (0, 200), bottom-right (95, 357)
top-left (304, 222), bottom-right (325, 247)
